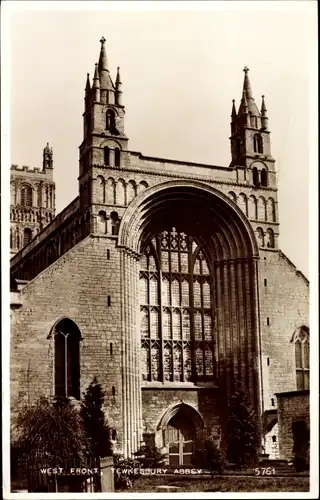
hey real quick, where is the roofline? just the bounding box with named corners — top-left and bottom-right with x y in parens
top-left (278, 250), bottom-right (309, 284)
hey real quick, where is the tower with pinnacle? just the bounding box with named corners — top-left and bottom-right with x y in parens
top-left (79, 37), bottom-right (128, 217)
top-left (230, 67), bottom-right (276, 189)
top-left (10, 143), bottom-right (56, 257)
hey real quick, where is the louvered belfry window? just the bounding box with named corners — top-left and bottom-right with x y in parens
top-left (140, 227), bottom-right (215, 383)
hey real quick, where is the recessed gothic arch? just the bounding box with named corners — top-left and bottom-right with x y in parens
top-left (157, 402), bottom-right (204, 432)
top-left (156, 402), bottom-right (204, 465)
top-left (117, 180), bottom-right (261, 458)
top-left (118, 180), bottom-right (259, 259)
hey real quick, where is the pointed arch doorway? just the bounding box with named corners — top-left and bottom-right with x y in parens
top-left (158, 402), bottom-right (204, 466)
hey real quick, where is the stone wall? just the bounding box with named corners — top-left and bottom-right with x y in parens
top-left (276, 390), bottom-right (309, 460)
top-left (11, 236), bottom-right (124, 436)
top-left (259, 250), bottom-right (309, 412)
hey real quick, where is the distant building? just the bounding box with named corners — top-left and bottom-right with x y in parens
top-left (10, 143), bottom-right (55, 257)
top-left (10, 38), bottom-right (309, 464)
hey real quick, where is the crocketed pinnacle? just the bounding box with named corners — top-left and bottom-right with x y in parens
top-left (85, 73), bottom-right (91, 97)
top-left (85, 73), bottom-right (91, 89)
top-left (115, 66), bottom-right (122, 88)
top-left (98, 36), bottom-right (108, 72)
top-left (98, 36), bottom-right (114, 90)
top-left (93, 63), bottom-right (100, 88)
top-left (231, 99), bottom-right (237, 121)
top-left (261, 95), bottom-right (269, 129)
top-left (242, 66), bottom-right (253, 100)
top-left (238, 66), bottom-right (260, 117)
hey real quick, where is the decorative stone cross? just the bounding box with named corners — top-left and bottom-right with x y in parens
top-left (243, 66), bottom-right (249, 73)
top-left (100, 37), bottom-right (106, 44)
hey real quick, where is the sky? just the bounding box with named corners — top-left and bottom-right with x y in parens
top-left (5, 1), bottom-right (317, 277)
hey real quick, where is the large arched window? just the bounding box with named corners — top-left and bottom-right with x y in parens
top-left (21, 185), bottom-right (32, 206)
top-left (54, 319), bottom-right (81, 399)
top-left (293, 327), bottom-right (309, 391)
top-left (140, 227), bottom-right (214, 383)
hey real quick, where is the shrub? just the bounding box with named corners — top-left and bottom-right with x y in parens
top-left (134, 436), bottom-right (167, 468)
top-left (14, 396), bottom-right (88, 465)
top-left (113, 454), bottom-right (138, 490)
top-left (204, 439), bottom-right (224, 475)
top-left (80, 377), bottom-right (111, 458)
top-left (227, 389), bottom-right (260, 469)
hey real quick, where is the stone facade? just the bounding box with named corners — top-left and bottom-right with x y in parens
top-left (276, 390), bottom-right (310, 460)
top-left (10, 39), bottom-right (309, 463)
top-left (10, 143), bottom-right (56, 257)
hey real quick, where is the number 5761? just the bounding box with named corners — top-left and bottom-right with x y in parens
top-left (255, 467), bottom-right (275, 476)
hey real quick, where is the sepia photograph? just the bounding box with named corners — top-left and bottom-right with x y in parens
top-left (2, 1), bottom-right (318, 497)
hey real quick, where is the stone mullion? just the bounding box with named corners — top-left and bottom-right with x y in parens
top-left (177, 238), bottom-right (184, 381)
top-left (147, 268), bottom-right (151, 380)
top-left (159, 267), bottom-right (165, 383)
top-left (180, 310), bottom-right (185, 382)
top-left (189, 238), bottom-right (196, 381)
top-left (236, 260), bottom-right (246, 384)
top-left (200, 271), bottom-right (205, 376)
top-left (168, 241), bottom-right (173, 380)
top-left (200, 272), bottom-right (205, 343)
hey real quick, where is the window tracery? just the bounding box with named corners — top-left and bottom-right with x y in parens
top-left (294, 327), bottom-right (309, 390)
top-left (140, 227), bottom-right (215, 383)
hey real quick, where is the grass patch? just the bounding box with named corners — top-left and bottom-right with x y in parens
top-left (132, 475), bottom-right (309, 493)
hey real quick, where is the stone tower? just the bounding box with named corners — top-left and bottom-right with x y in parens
top-left (10, 143), bottom-right (56, 257)
top-left (229, 67), bottom-right (279, 250)
top-left (79, 37), bottom-right (128, 233)
top-left (229, 67), bottom-right (276, 190)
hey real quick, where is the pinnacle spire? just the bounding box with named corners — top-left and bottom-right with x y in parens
top-left (85, 73), bottom-right (91, 99)
top-left (97, 37), bottom-right (114, 96)
top-left (261, 95), bottom-right (268, 130)
top-left (43, 142), bottom-right (53, 170)
top-left (98, 36), bottom-right (108, 72)
top-left (85, 73), bottom-right (91, 89)
top-left (92, 63), bottom-right (100, 102)
top-left (93, 64), bottom-right (100, 88)
top-left (237, 66), bottom-right (260, 118)
top-left (115, 66), bottom-right (121, 87)
top-left (242, 66), bottom-right (253, 100)
top-left (231, 99), bottom-right (237, 120)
